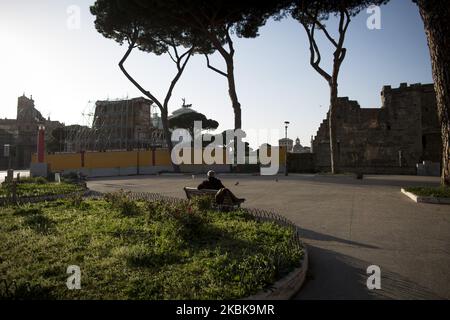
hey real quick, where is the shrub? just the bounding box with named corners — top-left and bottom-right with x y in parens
top-left (23, 214), bottom-right (55, 234)
top-left (190, 195), bottom-right (213, 211)
top-left (171, 201), bottom-right (207, 239)
top-left (113, 244), bottom-right (179, 268)
top-left (14, 206), bottom-right (43, 216)
top-left (61, 172), bottom-right (82, 183)
top-left (405, 186), bottom-right (450, 198)
top-left (62, 172), bottom-right (79, 180)
top-left (146, 200), bottom-right (168, 221)
top-left (13, 206), bottom-right (55, 234)
top-left (34, 177), bottom-right (48, 184)
top-left (0, 280), bottom-right (53, 300)
top-left (104, 190), bottom-right (141, 216)
top-left (68, 193), bottom-right (90, 210)
top-left (146, 200), bottom-right (207, 240)
top-left (2, 176), bottom-right (48, 186)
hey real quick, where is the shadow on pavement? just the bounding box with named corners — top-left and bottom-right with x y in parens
top-left (288, 175), bottom-right (440, 189)
top-left (299, 228), bottom-right (379, 249)
top-left (295, 245), bottom-right (444, 300)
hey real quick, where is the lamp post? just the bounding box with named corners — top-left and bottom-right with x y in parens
top-left (137, 128), bottom-right (142, 175)
top-left (284, 121), bottom-right (290, 176)
top-left (4, 144), bottom-right (11, 170)
top-left (4, 144), bottom-right (13, 182)
top-left (37, 125), bottom-right (45, 163)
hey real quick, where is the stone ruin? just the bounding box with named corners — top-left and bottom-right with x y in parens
top-left (311, 83), bottom-right (442, 175)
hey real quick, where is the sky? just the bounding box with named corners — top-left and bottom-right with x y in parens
top-left (0, 0), bottom-right (433, 149)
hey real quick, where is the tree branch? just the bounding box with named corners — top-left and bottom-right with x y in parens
top-left (304, 11), bottom-right (338, 48)
top-left (301, 19), bottom-right (331, 83)
top-left (163, 47), bottom-right (194, 109)
top-left (167, 48), bottom-right (177, 64)
top-left (178, 47), bottom-right (192, 62)
top-left (205, 54), bottom-right (228, 77)
top-left (225, 24), bottom-right (235, 56)
top-left (337, 48), bottom-right (347, 67)
top-left (337, 8), bottom-right (351, 47)
top-left (335, 9), bottom-right (351, 68)
top-left (182, 6), bottom-right (232, 61)
top-left (338, 10), bottom-right (345, 35)
top-left (343, 9), bottom-right (351, 34)
top-left (172, 39), bottom-right (181, 61)
top-left (209, 34), bottom-right (232, 62)
top-left (118, 38), bottom-right (163, 110)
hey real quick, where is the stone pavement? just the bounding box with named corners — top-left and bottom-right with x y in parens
top-left (87, 173), bottom-right (450, 299)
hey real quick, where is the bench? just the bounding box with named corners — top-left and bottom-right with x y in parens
top-left (183, 187), bottom-right (244, 211)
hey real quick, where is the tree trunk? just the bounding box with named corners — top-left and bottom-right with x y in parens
top-left (417, 0), bottom-right (450, 186)
top-left (161, 109), bottom-right (180, 173)
top-left (225, 56), bottom-right (242, 130)
top-left (329, 83), bottom-right (339, 174)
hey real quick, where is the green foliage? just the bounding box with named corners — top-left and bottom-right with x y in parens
top-left (34, 177), bottom-right (48, 184)
top-left (13, 205), bottom-right (43, 216)
top-left (405, 186), bottom-right (450, 198)
top-left (13, 205), bottom-right (55, 235)
top-left (147, 199), bottom-right (207, 240)
top-left (190, 195), bottom-right (214, 212)
top-left (104, 190), bottom-right (141, 216)
top-left (61, 172), bottom-right (84, 183)
top-left (290, 0), bottom-right (389, 23)
top-left (0, 197), bottom-right (302, 299)
top-left (3, 176), bottom-right (48, 185)
top-left (113, 0), bottom-right (290, 45)
top-left (0, 280), bottom-right (54, 300)
top-left (90, 0), bottom-right (198, 56)
top-left (168, 110), bottom-right (219, 137)
top-left (68, 193), bottom-right (90, 210)
top-left (0, 181), bottom-right (83, 198)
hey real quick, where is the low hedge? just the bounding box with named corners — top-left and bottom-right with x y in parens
top-left (405, 186), bottom-right (450, 198)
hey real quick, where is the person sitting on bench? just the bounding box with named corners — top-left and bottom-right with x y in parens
top-left (197, 170), bottom-right (245, 205)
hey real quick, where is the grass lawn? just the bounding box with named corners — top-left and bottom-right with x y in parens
top-left (0, 180), bottom-right (84, 198)
top-left (405, 186), bottom-right (450, 198)
top-left (0, 193), bottom-right (302, 299)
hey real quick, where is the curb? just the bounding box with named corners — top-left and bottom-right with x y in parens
top-left (245, 243), bottom-right (309, 300)
top-left (401, 188), bottom-right (450, 205)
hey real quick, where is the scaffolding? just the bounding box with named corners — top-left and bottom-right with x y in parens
top-left (61, 97), bottom-right (166, 153)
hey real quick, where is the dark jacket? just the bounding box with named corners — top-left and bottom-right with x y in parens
top-left (197, 176), bottom-right (225, 190)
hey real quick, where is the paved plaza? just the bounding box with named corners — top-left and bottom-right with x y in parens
top-left (87, 173), bottom-right (450, 299)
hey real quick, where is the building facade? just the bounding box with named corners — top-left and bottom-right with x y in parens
top-left (278, 138), bottom-right (294, 152)
top-left (92, 97), bottom-right (165, 150)
top-left (0, 95), bottom-right (63, 169)
top-left (292, 137), bottom-right (311, 154)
